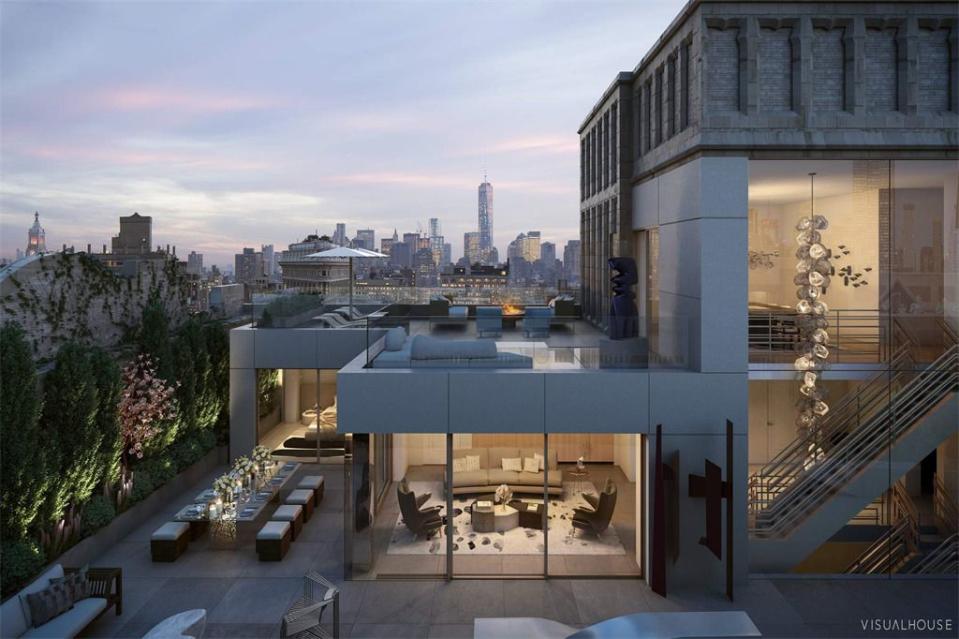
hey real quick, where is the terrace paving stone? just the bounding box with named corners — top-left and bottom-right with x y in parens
top-left (430, 580), bottom-right (505, 624)
top-left (207, 577), bottom-right (302, 624)
top-left (355, 581), bottom-right (437, 625)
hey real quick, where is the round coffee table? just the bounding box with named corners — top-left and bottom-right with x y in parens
top-left (471, 502), bottom-right (519, 533)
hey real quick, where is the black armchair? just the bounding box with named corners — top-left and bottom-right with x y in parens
top-left (397, 480), bottom-right (443, 539)
top-left (572, 481), bottom-right (617, 537)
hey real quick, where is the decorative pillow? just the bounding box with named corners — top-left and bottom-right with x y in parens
top-left (465, 455), bottom-right (481, 472)
top-left (502, 457), bottom-right (523, 472)
top-left (533, 452), bottom-right (544, 471)
top-left (384, 326), bottom-right (407, 351)
top-left (523, 457), bottom-right (539, 473)
top-left (452, 458), bottom-right (466, 473)
top-left (51, 567), bottom-right (89, 604)
top-left (25, 582), bottom-right (73, 628)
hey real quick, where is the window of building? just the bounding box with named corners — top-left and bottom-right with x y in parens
top-left (680, 41), bottom-right (691, 129)
top-left (655, 67), bottom-right (664, 146)
top-left (644, 80), bottom-right (653, 152)
top-left (666, 55), bottom-right (676, 138)
top-left (610, 103), bottom-right (618, 184)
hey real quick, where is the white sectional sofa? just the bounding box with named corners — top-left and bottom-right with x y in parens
top-left (372, 331), bottom-right (533, 369)
top-left (0, 564), bottom-right (120, 638)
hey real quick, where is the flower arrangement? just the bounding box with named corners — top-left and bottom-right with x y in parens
top-left (213, 473), bottom-right (237, 503)
top-left (494, 484), bottom-right (512, 506)
top-left (232, 456), bottom-right (254, 476)
top-left (251, 446), bottom-right (272, 466)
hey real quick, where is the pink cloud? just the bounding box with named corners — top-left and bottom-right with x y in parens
top-left (486, 135), bottom-right (579, 155)
top-left (86, 87), bottom-right (281, 114)
top-left (324, 171), bottom-right (575, 195)
top-left (24, 143), bottom-right (267, 171)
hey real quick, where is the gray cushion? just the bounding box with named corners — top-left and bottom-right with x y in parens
top-left (152, 522), bottom-right (189, 541)
top-left (410, 335), bottom-right (496, 360)
top-left (257, 521), bottom-right (291, 540)
top-left (384, 327), bottom-right (407, 351)
top-left (515, 471), bottom-right (563, 487)
top-left (286, 489), bottom-right (313, 505)
top-left (452, 470), bottom-right (488, 487)
top-left (3, 564), bottom-right (65, 635)
top-left (371, 347), bottom-right (411, 368)
top-left (22, 597), bottom-right (106, 638)
top-left (468, 352), bottom-right (533, 368)
top-left (272, 505), bottom-right (302, 521)
top-left (298, 475), bottom-right (324, 490)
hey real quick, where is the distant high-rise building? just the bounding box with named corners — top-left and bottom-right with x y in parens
top-left (381, 229), bottom-right (398, 257)
top-left (403, 232), bottom-right (420, 248)
top-left (428, 218), bottom-right (441, 238)
top-left (413, 247), bottom-right (437, 286)
top-left (478, 177), bottom-right (494, 263)
top-left (333, 223), bottom-right (348, 246)
top-left (464, 231), bottom-right (482, 265)
top-left (442, 243), bottom-right (452, 268)
top-left (390, 241), bottom-right (412, 268)
top-left (187, 251), bottom-right (204, 276)
top-left (261, 244), bottom-right (275, 277)
top-left (234, 247), bottom-right (261, 285)
top-left (112, 212), bottom-right (151, 255)
top-left (523, 231), bottom-right (541, 262)
top-left (563, 240), bottom-right (581, 281)
top-left (26, 211), bottom-right (46, 256)
top-left (354, 229), bottom-right (375, 251)
top-left (540, 241), bottom-right (556, 265)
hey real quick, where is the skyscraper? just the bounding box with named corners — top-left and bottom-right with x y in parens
top-left (333, 223), bottom-right (347, 246)
top-left (26, 211), bottom-right (46, 256)
top-left (355, 229), bottom-right (375, 250)
top-left (187, 251), bottom-right (204, 276)
top-left (428, 218), bottom-right (443, 266)
top-left (112, 212), bottom-right (151, 254)
top-left (261, 244), bottom-right (275, 277)
top-left (563, 240), bottom-right (581, 282)
top-left (540, 241), bottom-right (556, 265)
top-left (464, 231), bottom-right (482, 265)
top-left (478, 176), bottom-right (494, 263)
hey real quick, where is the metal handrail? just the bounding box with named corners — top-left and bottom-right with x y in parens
top-left (748, 308), bottom-right (887, 363)
top-left (749, 344), bottom-right (915, 513)
top-left (933, 473), bottom-right (959, 536)
top-left (906, 533), bottom-right (959, 575)
top-left (750, 344), bottom-right (958, 537)
top-left (845, 513), bottom-right (919, 574)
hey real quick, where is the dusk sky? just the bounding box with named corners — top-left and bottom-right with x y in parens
top-left (1, 1), bottom-right (678, 268)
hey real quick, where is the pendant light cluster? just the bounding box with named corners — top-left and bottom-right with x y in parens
top-left (793, 173), bottom-right (832, 436)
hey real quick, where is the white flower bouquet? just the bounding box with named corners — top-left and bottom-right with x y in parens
top-left (213, 472), bottom-right (237, 503)
top-left (251, 445), bottom-right (272, 466)
top-left (495, 483), bottom-right (512, 506)
top-left (232, 455), bottom-right (254, 476)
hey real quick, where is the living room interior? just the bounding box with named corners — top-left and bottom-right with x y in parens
top-left (256, 368), bottom-right (345, 462)
top-left (360, 432), bottom-right (643, 579)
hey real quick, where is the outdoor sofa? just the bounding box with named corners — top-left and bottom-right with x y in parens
top-left (372, 330), bottom-right (532, 369)
top-left (0, 564), bottom-right (122, 638)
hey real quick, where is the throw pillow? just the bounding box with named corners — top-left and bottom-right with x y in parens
top-left (465, 455), bottom-right (481, 472)
top-left (452, 458), bottom-right (466, 473)
top-left (533, 452), bottom-right (544, 471)
top-left (502, 457), bottom-right (523, 472)
top-left (384, 326), bottom-right (407, 351)
top-left (51, 567), bottom-right (89, 604)
top-left (25, 582), bottom-right (73, 628)
top-left (523, 457), bottom-right (539, 473)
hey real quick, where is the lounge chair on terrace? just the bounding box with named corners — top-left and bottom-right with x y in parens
top-left (314, 313), bottom-right (368, 328)
top-left (476, 306), bottom-right (503, 338)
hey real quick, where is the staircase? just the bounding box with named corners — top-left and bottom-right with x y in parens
top-left (748, 342), bottom-right (958, 572)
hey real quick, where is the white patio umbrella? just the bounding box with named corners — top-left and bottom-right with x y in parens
top-left (306, 246), bottom-right (387, 313)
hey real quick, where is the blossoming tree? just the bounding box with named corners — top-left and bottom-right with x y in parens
top-left (118, 354), bottom-right (177, 474)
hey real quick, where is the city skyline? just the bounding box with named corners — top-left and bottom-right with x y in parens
top-left (0, 1), bottom-right (679, 268)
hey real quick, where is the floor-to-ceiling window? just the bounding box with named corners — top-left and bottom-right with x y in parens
top-left (747, 159), bottom-right (958, 575)
top-left (255, 368), bottom-right (343, 464)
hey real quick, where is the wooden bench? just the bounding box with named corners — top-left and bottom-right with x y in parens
top-left (272, 504), bottom-right (304, 541)
top-left (256, 521), bottom-right (292, 561)
top-left (286, 489), bottom-right (316, 522)
top-left (151, 522), bottom-right (190, 562)
top-left (297, 475), bottom-right (325, 504)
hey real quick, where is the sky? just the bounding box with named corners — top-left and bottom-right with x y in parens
top-left (1, 0), bottom-right (680, 269)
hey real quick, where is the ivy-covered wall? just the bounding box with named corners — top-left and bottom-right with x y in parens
top-left (0, 252), bottom-right (189, 362)
top-left (0, 300), bottom-right (229, 597)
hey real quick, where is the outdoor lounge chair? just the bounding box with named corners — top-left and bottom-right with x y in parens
top-left (476, 306), bottom-right (503, 338)
top-left (523, 306), bottom-right (552, 338)
top-left (282, 571), bottom-right (340, 639)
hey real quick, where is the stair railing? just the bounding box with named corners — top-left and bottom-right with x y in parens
top-left (845, 482), bottom-right (919, 574)
top-left (750, 343), bottom-right (958, 537)
top-left (933, 473), bottom-right (959, 537)
top-left (749, 344), bottom-right (915, 517)
top-left (906, 533), bottom-right (959, 575)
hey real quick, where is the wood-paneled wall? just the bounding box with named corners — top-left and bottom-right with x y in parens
top-left (470, 433), bottom-right (614, 462)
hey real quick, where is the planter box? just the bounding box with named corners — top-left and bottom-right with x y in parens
top-left (54, 445), bottom-right (228, 570)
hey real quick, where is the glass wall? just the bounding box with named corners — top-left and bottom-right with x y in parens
top-left (452, 434), bottom-right (545, 577)
top-left (548, 433), bottom-right (643, 577)
top-left (348, 433), bottom-right (447, 579)
top-left (255, 368), bottom-right (343, 464)
top-left (747, 159), bottom-right (958, 575)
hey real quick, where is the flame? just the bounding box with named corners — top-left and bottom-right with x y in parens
top-left (502, 304), bottom-right (523, 316)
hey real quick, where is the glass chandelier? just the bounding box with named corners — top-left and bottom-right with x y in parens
top-left (793, 173), bottom-right (832, 438)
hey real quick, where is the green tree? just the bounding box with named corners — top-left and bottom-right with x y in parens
top-left (41, 343), bottom-right (103, 525)
top-left (138, 300), bottom-right (173, 382)
top-left (89, 347), bottom-right (123, 486)
top-left (0, 323), bottom-right (48, 540)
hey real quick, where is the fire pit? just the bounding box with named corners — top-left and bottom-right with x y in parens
top-left (501, 304), bottom-right (524, 316)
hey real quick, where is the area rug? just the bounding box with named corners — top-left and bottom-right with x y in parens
top-left (386, 481), bottom-right (626, 556)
